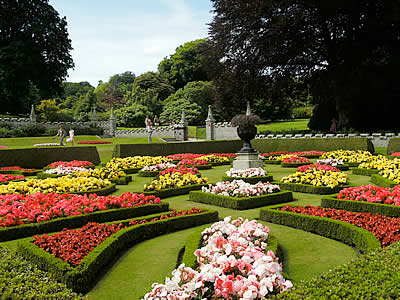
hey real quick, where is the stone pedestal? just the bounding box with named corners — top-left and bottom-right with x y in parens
top-left (232, 152), bottom-right (264, 170)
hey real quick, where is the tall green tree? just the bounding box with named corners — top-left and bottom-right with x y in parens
top-left (132, 72), bottom-right (174, 101)
top-left (0, 0), bottom-right (74, 114)
top-left (158, 39), bottom-right (210, 90)
top-left (209, 0), bottom-right (400, 130)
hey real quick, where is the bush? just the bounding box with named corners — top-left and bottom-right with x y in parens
top-left (260, 205), bottom-right (381, 254)
top-left (321, 195), bottom-right (400, 217)
top-left (371, 174), bottom-right (397, 188)
top-left (22, 124), bottom-right (47, 136)
top-left (142, 184), bottom-right (208, 199)
top-left (351, 167), bottom-right (379, 176)
top-left (277, 182), bottom-right (351, 195)
top-left (291, 107), bottom-right (313, 119)
top-left (387, 137), bottom-right (400, 155)
top-left (17, 210), bottom-right (219, 293)
top-left (189, 190), bottom-right (293, 210)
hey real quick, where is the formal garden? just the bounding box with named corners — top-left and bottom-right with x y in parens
top-left (0, 134), bottom-right (399, 299)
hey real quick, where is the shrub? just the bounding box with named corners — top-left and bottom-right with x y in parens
top-left (291, 106), bottom-right (313, 119)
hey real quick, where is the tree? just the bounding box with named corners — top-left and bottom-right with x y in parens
top-left (132, 72), bottom-right (174, 101)
top-left (37, 99), bottom-right (60, 122)
top-left (160, 98), bottom-right (202, 125)
top-left (114, 104), bottom-right (152, 128)
top-left (158, 39), bottom-right (210, 90)
top-left (208, 0), bottom-right (400, 130)
top-left (0, 0), bottom-right (74, 114)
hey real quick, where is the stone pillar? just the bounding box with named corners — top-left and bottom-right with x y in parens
top-left (109, 106), bottom-right (116, 137)
top-left (206, 105), bottom-right (215, 140)
top-left (29, 104), bottom-right (36, 123)
top-left (246, 101), bottom-right (252, 116)
top-left (174, 109), bottom-right (188, 141)
top-left (91, 106), bottom-right (98, 123)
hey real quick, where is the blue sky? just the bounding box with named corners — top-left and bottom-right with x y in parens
top-left (49, 0), bottom-right (214, 86)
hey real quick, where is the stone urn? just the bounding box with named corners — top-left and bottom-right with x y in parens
top-left (237, 125), bottom-right (257, 153)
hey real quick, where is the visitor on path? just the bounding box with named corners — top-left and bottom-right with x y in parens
top-left (153, 115), bottom-right (159, 128)
top-left (330, 118), bottom-right (337, 133)
top-left (55, 125), bottom-right (66, 146)
top-left (146, 117), bottom-right (153, 143)
top-left (145, 116), bottom-right (150, 127)
top-left (68, 127), bottom-right (75, 146)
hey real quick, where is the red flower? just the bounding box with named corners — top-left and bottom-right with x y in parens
top-left (46, 160), bottom-right (94, 168)
top-left (77, 141), bottom-right (112, 144)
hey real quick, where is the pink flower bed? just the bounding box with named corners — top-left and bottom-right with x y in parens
top-left (0, 146), bottom-right (8, 148)
top-left (46, 160), bottom-right (94, 168)
top-left (0, 174), bottom-right (25, 183)
top-left (281, 156), bottom-right (310, 164)
top-left (297, 164), bottom-right (340, 172)
top-left (166, 153), bottom-right (204, 160)
top-left (338, 185), bottom-right (400, 205)
top-left (260, 151), bottom-right (290, 157)
top-left (77, 141), bottom-right (112, 144)
top-left (177, 159), bottom-right (209, 166)
top-left (291, 151), bottom-right (325, 156)
top-left (208, 153), bottom-right (237, 158)
top-left (0, 166), bottom-right (36, 172)
top-left (391, 152), bottom-right (400, 157)
top-left (0, 192), bottom-right (160, 227)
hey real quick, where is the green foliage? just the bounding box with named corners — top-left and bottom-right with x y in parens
top-left (387, 137), bottom-right (400, 155)
top-left (189, 190), bottom-right (293, 210)
top-left (277, 182), bottom-right (351, 195)
top-left (114, 103), bottom-right (152, 127)
top-left (37, 99), bottom-right (60, 122)
top-left (132, 72), bottom-right (174, 101)
top-left (160, 97), bottom-right (202, 125)
top-left (158, 39), bottom-right (209, 90)
top-left (0, 247), bottom-right (80, 299)
top-left (260, 205), bottom-right (381, 254)
top-left (291, 106), bottom-right (313, 119)
top-left (321, 195), bottom-right (400, 217)
top-left (371, 174), bottom-right (397, 188)
top-left (279, 242), bottom-right (400, 299)
top-left (17, 210), bottom-right (219, 293)
top-left (221, 175), bottom-right (274, 184)
top-left (0, 0), bottom-right (74, 114)
top-left (351, 167), bottom-right (379, 176)
top-left (142, 184), bottom-right (207, 199)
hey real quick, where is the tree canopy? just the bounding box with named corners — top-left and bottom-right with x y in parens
top-left (0, 0), bottom-right (74, 114)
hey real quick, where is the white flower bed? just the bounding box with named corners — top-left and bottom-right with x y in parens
top-left (202, 180), bottom-right (280, 197)
top-left (141, 162), bottom-right (176, 172)
top-left (44, 166), bottom-right (91, 175)
top-left (226, 168), bottom-right (266, 178)
top-left (317, 158), bottom-right (344, 166)
top-left (33, 143), bottom-right (61, 147)
top-left (144, 217), bottom-right (292, 299)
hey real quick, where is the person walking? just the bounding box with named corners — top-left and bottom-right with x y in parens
top-left (146, 117), bottom-right (153, 143)
top-left (153, 115), bottom-right (159, 128)
top-left (68, 127), bottom-right (75, 146)
top-left (55, 125), bottom-right (66, 146)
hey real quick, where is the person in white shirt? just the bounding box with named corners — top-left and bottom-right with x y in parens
top-left (69, 127), bottom-right (75, 146)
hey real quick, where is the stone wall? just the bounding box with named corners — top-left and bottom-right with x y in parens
top-left (116, 126), bottom-right (175, 138)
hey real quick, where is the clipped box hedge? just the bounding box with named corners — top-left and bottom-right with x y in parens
top-left (221, 174), bottom-right (274, 184)
top-left (186, 164), bottom-right (212, 170)
top-left (68, 183), bottom-right (117, 196)
top-left (281, 162), bottom-right (311, 168)
top-left (17, 209), bottom-right (219, 293)
top-left (387, 137), bottom-right (400, 154)
top-left (371, 174), bottom-right (397, 188)
top-left (264, 160), bottom-right (281, 165)
top-left (123, 167), bottom-right (141, 174)
top-left (0, 169), bottom-right (41, 175)
top-left (277, 182), bottom-right (351, 195)
top-left (321, 194), bottom-right (400, 217)
top-left (335, 164), bottom-right (350, 171)
top-left (138, 170), bottom-right (159, 177)
top-left (0, 147), bottom-right (100, 168)
top-left (351, 168), bottom-right (379, 176)
top-left (260, 205), bottom-right (381, 254)
top-left (110, 176), bottom-right (132, 185)
top-left (0, 202), bottom-right (169, 242)
top-left (142, 184), bottom-right (208, 199)
top-left (189, 190), bottom-right (293, 210)
top-left (36, 172), bottom-right (63, 179)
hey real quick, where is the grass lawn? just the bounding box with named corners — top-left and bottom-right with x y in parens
top-left (257, 119), bottom-right (310, 133)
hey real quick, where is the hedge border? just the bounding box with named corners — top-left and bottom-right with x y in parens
top-left (0, 170), bottom-right (41, 175)
top-left (371, 174), bottom-right (397, 188)
top-left (0, 202), bottom-right (169, 242)
top-left (189, 190), bottom-right (293, 210)
top-left (137, 170), bottom-right (160, 177)
top-left (0, 178), bottom-right (25, 185)
top-left (142, 184), bottom-right (208, 199)
top-left (110, 176), bottom-right (132, 185)
top-left (264, 160), bottom-right (281, 165)
top-left (321, 194), bottom-right (400, 217)
top-left (123, 167), bottom-right (141, 174)
top-left (181, 164), bottom-right (212, 170)
top-left (67, 183), bottom-right (117, 196)
top-left (259, 204), bottom-right (381, 254)
top-left (351, 168), bottom-right (379, 176)
top-left (17, 209), bottom-right (219, 293)
top-left (281, 162), bottom-right (311, 168)
top-left (276, 182), bottom-right (351, 195)
top-left (221, 174), bottom-right (274, 184)
top-left (36, 172), bottom-right (63, 179)
top-left (335, 164), bottom-right (350, 171)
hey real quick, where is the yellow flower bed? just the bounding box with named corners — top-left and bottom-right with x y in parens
top-left (359, 156), bottom-right (400, 171)
top-left (106, 156), bottom-right (170, 170)
top-left (379, 169), bottom-right (400, 184)
top-left (195, 155), bottom-right (230, 164)
top-left (144, 172), bottom-right (208, 191)
top-left (281, 169), bottom-right (348, 188)
top-left (320, 150), bottom-right (373, 163)
top-left (0, 176), bottom-right (112, 195)
top-left (74, 167), bottom-right (127, 180)
top-left (265, 154), bottom-right (298, 161)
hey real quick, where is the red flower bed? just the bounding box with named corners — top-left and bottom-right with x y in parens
top-left (278, 205), bottom-right (400, 247)
top-left (158, 166), bottom-right (200, 176)
top-left (0, 166), bottom-right (36, 172)
top-left (297, 164), bottom-right (340, 172)
top-left (281, 156), bottom-right (310, 164)
top-left (0, 146), bottom-right (8, 148)
top-left (166, 153), bottom-right (204, 160)
top-left (208, 153), bottom-right (237, 158)
top-left (0, 174), bottom-right (25, 183)
top-left (0, 192), bottom-right (160, 227)
top-left (77, 140), bottom-right (112, 144)
top-left (391, 152), bottom-right (400, 157)
top-left (32, 208), bottom-right (205, 266)
top-left (46, 160), bottom-right (94, 168)
top-left (177, 159), bottom-right (209, 166)
top-left (291, 151), bottom-right (325, 156)
top-left (338, 185), bottom-right (400, 205)
top-left (260, 151), bottom-right (290, 157)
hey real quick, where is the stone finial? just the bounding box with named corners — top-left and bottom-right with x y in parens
top-left (179, 109), bottom-right (187, 125)
top-left (246, 101), bottom-right (252, 116)
top-left (206, 105), bottom-right (215, 122)
top-left (29, 104), bottom-right (36, 122)
top-left (92, 106), bottom-right (97, 122)
top-left (109, 106), bottom-right (115, 120)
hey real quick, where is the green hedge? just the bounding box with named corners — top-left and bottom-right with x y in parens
top-left (264, 160), bottom-right (281, 165)
top-left (17, 210), bottom-right (219, 293)
top-left (321, 195), bottom-right (400, 217)
top-left (260, 205), bottom-right (381, 254)
top-left (277, 182), bottom-right (351, 195)
top-left (0, 202), bottom-right (169, 242)
top-left (189, 190), bottom-right (293, 210)
top-left (138, 170), bottom-right (159, 177)
top-left (221, 174), bottom-right (274, 183)
top-left (351, 167), bottom-right (379, 176)
top-left (184, 164), bottom-right (212, 170)
top-left (0, 169), bottom-right (41, 175)
top-left (347, 162), bottom-right (360, 167)
top-left (281, 162), bottom-right (311, 168)
top-left (279, 241), bottom-right (400, 299)
top-left (68, 183), bottom-right (117, 196)
top-left (142, 184), bottom-right (208, 199)
top-left (336, 164), bottom-right (350, 171)
top-left (371, 174), bottom-right (397, 188)
top-left (36, 172), bottom-right (63, 179)
top-left (0, 178), bottom-right (25, 185)
top-left (387, 137), bottom-right (400, 154)
top-left (110, 176), bottom-right (132, 185)
top-left (123, 167), bottom-right (141, 174)
top-left (0, 147), bottom-right (100, 168)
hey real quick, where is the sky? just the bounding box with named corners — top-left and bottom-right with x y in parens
top-left (49, 0), bottom-right (214, 87)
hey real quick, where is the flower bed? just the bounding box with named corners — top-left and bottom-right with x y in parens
top-left (0, 145), bottom-right (8, 148)
top-left (138, 162), bottom-right (177, 177)
top-left (281, 169), bottom-right (348, 189)
top-left (195, 154), bottom-right (230, 165)
top-left (290, 151), bottom-right (325, 158)
top-left (276, 205), bottom-right (400, 247)
top-left (202, 179), bottom-right (281, 197)
top-left (208, 152), bottom-right (237, 158)
top-left (0, 166), bottom-right (38, 175)
top-left (18, 209), bottom-right (218, 293)
top-left (0, 176), bottom-right (114, 195)
top-left (46, 160), bottom-right (95, 169)
top-left (320, 150), bottom-right (373, 165)
top-left (391, 152), bottom-right (400, 157)
top-left (260, 151), bottom-right (290, 157)
top-left (177, 159), bottom-right (212, 169)
top-left (37, 166), bottom-right (91, 178)
top-left (77, 140), bottom-right (112, 144)
top-left (281, 156), bottom-right (311, 167)
top-left (74, 167), bottom-right (127, 181)
top-left (222, 167), bottom-right (274, 183)
top-left (106, 156), bottom-right (170, 173)
top-left (158, 166), bottom-right (200, 177)
top-left (166, 153), bottom-right (204, 160)
top-left (0, 174), bottom-right (25, 184)
top-left (297, 164), bottom-right (340, 173)
top-left (144, 172), bottom-right (207, 192)
top-left (144, 217), bottom-right (292, 299)
top-left (33, 143), bottom-right (61, 147)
